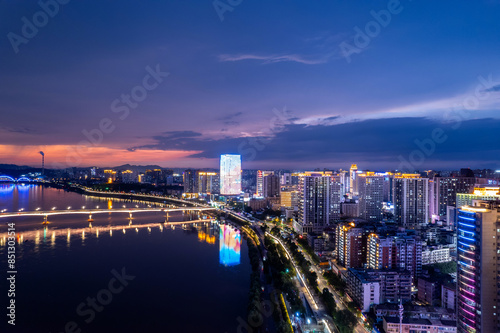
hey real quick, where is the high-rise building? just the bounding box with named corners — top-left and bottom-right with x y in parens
top-left (220, 154), bottom-right (241, 195)
top-left (393, 175), bottom-right (429, 229)
top-left (197, 171), bottom-right (219, 194)
top-left (256, 170), bottom-right (274, 197)
top-left (456, 186), bottom-right (500, 208)
top-left (263, 174), bottom-right (280, 198)
top-left (341, 200), bottom-right (359, 218)
top-left (367, 233), bottom-right (423, 282)
top-left (280, 172), bottom-right (292, 186)
top-left (296, 172), bottom-right (341, 234)
top-left (104, 169), bottom-right (117, 183)
top-left (358, 173), bottom-right (385, 222)
top-left (457, 200), bottom-right (500, 333)
top-left (183, 169), bottom-right (198, 195)
top-left (430, 176), bottom-right (476, 221)
top-left (339, 170), bottom-right (349, 197)
top-left (280, 190), bottom-right (298, 209)
top-left (336, 224), bottom-right (366, 268)
top-left (350, 164), bottom-right (358, 195)
top-left (121, 170), bottom-right (134, 183)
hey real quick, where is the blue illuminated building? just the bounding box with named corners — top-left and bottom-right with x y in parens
top-left (457, 201), bottom-right (500, 333)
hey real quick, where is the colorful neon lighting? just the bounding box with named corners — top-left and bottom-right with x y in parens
top-left (459, 235), bottom-right (475, 242)
top-left (219, 224), bottom-right (241, 266)
top-left (458, 222), bottom-right (475, 228)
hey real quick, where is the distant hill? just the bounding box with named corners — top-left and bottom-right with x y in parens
top-left (112, 164), bottom-right (164, 172)
top-left (0, 164), bottom-right (36, 170)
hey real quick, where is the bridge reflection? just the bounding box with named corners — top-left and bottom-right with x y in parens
top-left (0, 207), bottom-right (214, 219)
top-left (0, 219), bottom-right (217, 247)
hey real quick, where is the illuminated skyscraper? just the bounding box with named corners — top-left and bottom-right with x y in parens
top-left (197, 171), bottom-right (219, 194)
top-left (256, 170), bottom-right (274, 197)
top-left (430, 176), bottom-right (476, 221)
top-left (350, 164), bottom-right (358, 195)
top-left (183, 169), bottom-right (198, 194)
top-left (358, 173), bottom-right (385, 222)
top-left (393, 175), bottom-right (429, 229)
top-left (220, 154), bottom-right (241, 195)
top-left (457, 200), bottom-right (500, 333)
top-left (297, 172), bottom-right (342, 234)
top-left (456, 186), bottom-right (500, 208)
top-left (263, 174), bottom-right (280, 198)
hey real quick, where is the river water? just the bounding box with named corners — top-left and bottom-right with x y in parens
top-left (0, 184), bottom-right (250, 333)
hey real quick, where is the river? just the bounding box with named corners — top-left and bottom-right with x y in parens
top-left (0, 184), bottom-right (251, 333)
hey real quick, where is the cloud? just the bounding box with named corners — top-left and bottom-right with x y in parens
top-left (160, 131), bottom-right (202, 138)
top-left (1, 126), bottom-right (34, 134)
top-left (218, 53), bottom-right (329, 65)
top-left (131, 117), bottom-right (500, 169)
top-left (483, 84), bottom-right (500, 92)
top-left (217, 112), bottom-right (243, 128)
top-left (217, 112), bottom-right (243, 121)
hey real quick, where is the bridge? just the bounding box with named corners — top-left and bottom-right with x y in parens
top-left (0, 175), bottom-right (36, 183)
top-left (78, 186), bottom-right (210, 208)
top-left (0, 207), bottom-right (215, 224)
top-left (0, 218), bottom-right (217, 246)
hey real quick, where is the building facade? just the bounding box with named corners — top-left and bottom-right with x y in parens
top-left (262, 174), bottom-right (280, 198)
top-left (367, 233), bottom-right (423, 282)
top-left (336, 224), bottom-right (366, 269)
top-left (358, 173), bottom-right (385, 222)
top-left (297, 172), bottom-right (341, 234)
top-left (430, 176), bottom-right (476, 221)
top-left (256, 170), bottom-right (274, 197)
top-left (220, 154), bottom-right (241, 195)
top-left (457, 201), bottom-right (500, 333)
top-left (393, 175), bottom-right (429, 229)
top-left (345, 269), bottom-right (412, 313)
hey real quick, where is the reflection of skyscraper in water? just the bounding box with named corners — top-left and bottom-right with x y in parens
top-left (219, 225), bottom-right (241, 266)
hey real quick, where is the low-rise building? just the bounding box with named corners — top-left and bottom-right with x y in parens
top-left (345, 268), bottom-right (411, 312)
top-left (421, 246), bottom-right (451, 265)
top-left (307, 233), bottom-right (326, 252)
top-left (374, 304), bottom-right (457, 322)
top-left (383, 317), bottom-right (456, 333)
top-left (441, 283), bottom-right (456, 311)
top-left (418, 277), bottom-right (441, 306)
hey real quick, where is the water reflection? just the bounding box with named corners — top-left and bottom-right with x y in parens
top-left (219, 224), bottom-right (241, 266)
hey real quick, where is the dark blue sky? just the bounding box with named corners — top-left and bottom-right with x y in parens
top-left (1, 0), bottom-right (499, 170)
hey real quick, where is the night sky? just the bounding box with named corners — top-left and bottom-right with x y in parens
top-left (1, 1), bottom-right (499, 170)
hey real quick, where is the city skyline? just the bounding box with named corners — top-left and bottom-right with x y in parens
top-left (4, 2), bottom-right (500, 333)
top-left (1, 1), bottom-right (500, 170)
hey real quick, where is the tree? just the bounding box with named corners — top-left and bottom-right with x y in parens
top-left (320, 288), bottom-right (337, 315)
top-left (425, 261), bottom-right (457, 274)
top-left (335, 309), bottom-right (358, 333)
